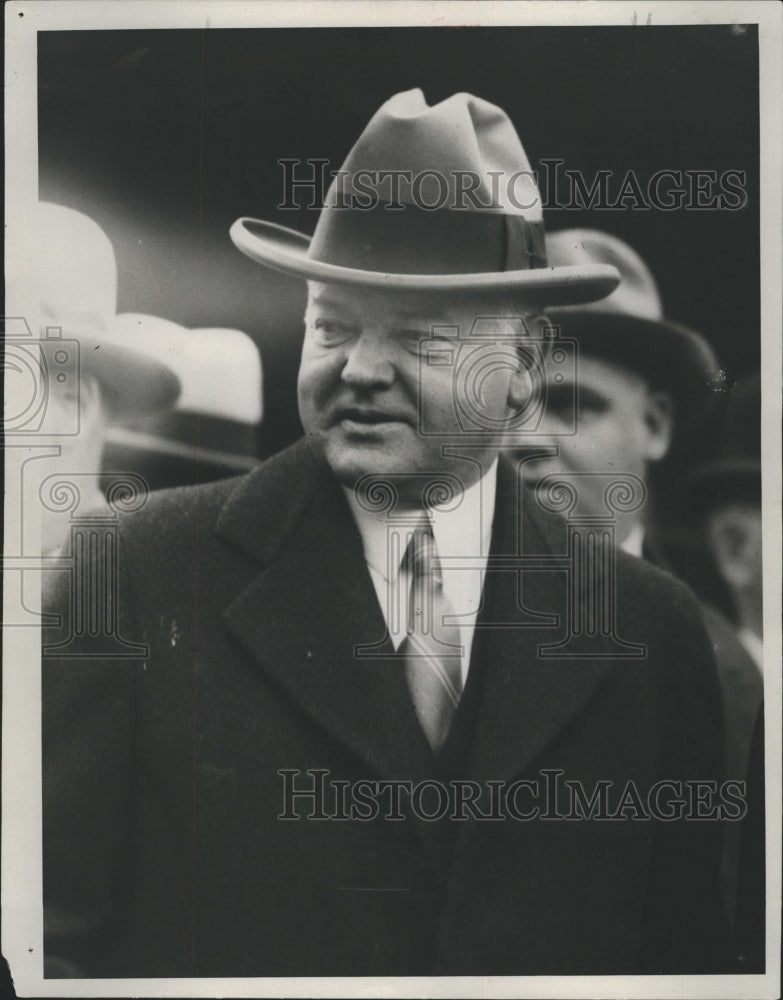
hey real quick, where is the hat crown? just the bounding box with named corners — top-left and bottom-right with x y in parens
top-left (328, 88), bottom-right (542, 220)
top-left (545, 228), bottom-right (663, 321)
top-left (36, 202), bottom-right (117, 334)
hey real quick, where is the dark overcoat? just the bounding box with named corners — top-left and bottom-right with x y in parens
top-left (42, 440), bottom-right (730, 977)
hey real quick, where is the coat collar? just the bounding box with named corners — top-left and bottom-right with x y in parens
top-left (216, 441), bottom-right (612, 784)
top-left (218, 439), bottom-right (434, 780)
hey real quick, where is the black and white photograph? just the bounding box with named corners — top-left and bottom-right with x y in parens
top-left (3, 2), bottom-right (781, 997)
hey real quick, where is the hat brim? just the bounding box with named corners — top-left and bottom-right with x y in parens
top-left (230, 218), bottom-right (620, 305)
top-left (685, 459), bottom-right (761, 511)
top-left (52, 336), bottom-right (182, 419)
top-left (545, 310), bottom-right (720, 413)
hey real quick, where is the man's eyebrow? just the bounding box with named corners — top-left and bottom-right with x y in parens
top-left (308, 294), bottom-right (354, 313)
top-left (308, 295), bottom-right (444, 326)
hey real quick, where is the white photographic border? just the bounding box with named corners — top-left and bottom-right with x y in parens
top-left (4, 2), bottom-right (781, 997)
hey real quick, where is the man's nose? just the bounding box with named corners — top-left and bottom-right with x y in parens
top-left (340, 331), bottom-right (396, 389)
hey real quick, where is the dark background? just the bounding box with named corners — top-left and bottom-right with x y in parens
top-left (38, 25), bottom-right (760, 459)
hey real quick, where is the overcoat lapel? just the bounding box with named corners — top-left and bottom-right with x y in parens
top-left (217, 441), bottom-right (432, 780)
top-left (464, 457), bottom-right (614, 787)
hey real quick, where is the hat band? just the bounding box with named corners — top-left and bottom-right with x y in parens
top-left (307, 204), bottom-right (547, 276)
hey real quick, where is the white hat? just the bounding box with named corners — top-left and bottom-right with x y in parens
top-left (110, 314), bottom-right (262, 424)
top-left (106, 314), bottom-right (263, 472)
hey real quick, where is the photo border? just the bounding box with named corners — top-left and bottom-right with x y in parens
top-left (4, 2), bottom-right (781, 997)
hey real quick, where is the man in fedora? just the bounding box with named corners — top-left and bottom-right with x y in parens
top-left (43, 91), bottom-right (729, 977)
top-left (688, 374), bottom-right (763, 671)
top-left (688, 374), bottom-right (764, 968)
top-left (515, 228), bottom-right (718, 557)
top-left (514, 228), bottom-right (763, 939)
top-left (34, 202), bottom-right (181, 555)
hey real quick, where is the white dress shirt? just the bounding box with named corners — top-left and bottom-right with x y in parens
top-left (344, 461), bottom-right (498, 686)
top-left (619, 522), bottom-right (645, 559)
top-left (737, 627), bottom-right (764, 675)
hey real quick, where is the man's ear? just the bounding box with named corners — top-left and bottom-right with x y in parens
top-left (642, 389), bottom-right (675, 462)
top-left (507, 343), bottom-right (537, 414)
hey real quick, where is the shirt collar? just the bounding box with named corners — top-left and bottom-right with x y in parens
top-left (619, 522), bottom-right (645, 559)
top-left (344, 460), bottom-right (498, 583)
top-left (737, 627), bottom-right (764, 674)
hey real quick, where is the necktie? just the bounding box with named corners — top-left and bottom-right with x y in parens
top-left (401, 523), bottom-right (464, 751)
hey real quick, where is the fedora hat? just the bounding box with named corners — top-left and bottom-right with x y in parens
top-left (687, 374), bottom-right (761, 511)
top-left (544, 228), bottom-right (721, 414)
top-left (230, 89), bottom-right (619, 305)
top-left (105, 314), bottom-right (263, 482)
top-left (36, 202), bottom-right (181, 419)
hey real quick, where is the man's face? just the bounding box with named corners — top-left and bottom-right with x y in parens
top-left (706, 502), bottom-right (763, 609)
top-left (517, 354), bottom-right (674, 520)
top-left (298, 282), bottom-right (532, 503)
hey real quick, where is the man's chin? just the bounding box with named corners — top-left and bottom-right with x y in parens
top-left (323, 441), bottom-right (412, 487)
top-left (319, 435), bottom-right (436, 502)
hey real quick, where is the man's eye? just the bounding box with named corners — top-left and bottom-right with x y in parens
top-left (399, 331), bottom-right (427, 352)
top-left (400, 330), bottom-right (454, 354)
top-left (312, 318), bottom-right (356, 343)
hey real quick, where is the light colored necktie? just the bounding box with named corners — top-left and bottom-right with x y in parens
top-left (401, 522), bottom-right (464, 751)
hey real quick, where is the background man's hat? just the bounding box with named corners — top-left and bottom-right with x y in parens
top-left (105, 314), bottom-right (263, 485)
top-left (686, 374), bottom-right (761, 511)
top-left (230, 89), bottom-right (619, 305)
top-left (544, 228), bottom-right (721, 413)
top-left (36, 202), bottom-right (181, 418)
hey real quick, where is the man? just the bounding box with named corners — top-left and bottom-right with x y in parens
top-left (34, 202), bottom-right (181, 555)
top-left (43, 90), bottom-right (728, 978)
top-left (515, 228), bottom-right (717, 558)
top-left (688, 374), bottom-right (763, 670)
top-left (516, 228), bottom-right (763, 937)
top-left (689, 375), bottom-right (765, 972)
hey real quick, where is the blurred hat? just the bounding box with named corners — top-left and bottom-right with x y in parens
top-left (36, 202), bottom-right (181, 417)
top-left (687, 374), bottom-right (761, 511)
top-left (106, 314), bottom-right (263, 477)
top-left (544, 228), bottom-right (721, 414)
top-left (230, 89), bottom-right (619, 305)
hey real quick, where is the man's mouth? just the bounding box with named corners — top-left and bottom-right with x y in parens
top-left (335, 407), bottom-right (407, 426)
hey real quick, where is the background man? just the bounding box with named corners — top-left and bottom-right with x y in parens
top-left (688, 374), bottom-right (763, 670)
top-left (516, 228), bottom-right (763, 941)
top-left (516, 228), bottom-right (717, 559)
top-left (43, 90), bottom-right (729, 977)
top-left (34, 202), bottom-right (181, 555)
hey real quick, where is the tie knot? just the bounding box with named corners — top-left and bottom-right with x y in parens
top-left (403, 522), bottom-right (442, 586)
